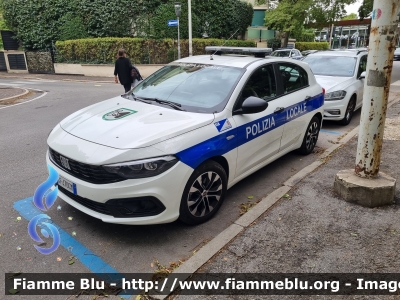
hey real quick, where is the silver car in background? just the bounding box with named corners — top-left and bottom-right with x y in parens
top-left (303, 50), bottom-right (368, 125)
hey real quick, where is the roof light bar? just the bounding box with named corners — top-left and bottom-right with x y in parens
top-left (205, 46), bottom-right (273, 58)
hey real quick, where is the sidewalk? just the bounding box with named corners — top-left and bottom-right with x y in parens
top-left (170, 89), bottom-right (400, 299)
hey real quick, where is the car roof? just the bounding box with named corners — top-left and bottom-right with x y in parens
top-left (306, 50), bottom-right (367, 57)
top-left (171, 54), bottom-right (299, 68)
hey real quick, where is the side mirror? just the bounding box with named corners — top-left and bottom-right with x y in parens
top-left (233, 96), bottom-right (268, 115)
top-left (359, 71), bottom-right (366, 80)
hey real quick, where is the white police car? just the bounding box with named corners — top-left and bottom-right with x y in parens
top-left (47, 47), bottom-right (324, 225)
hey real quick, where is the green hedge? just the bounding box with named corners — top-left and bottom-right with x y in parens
top-left (295, 42), bottom-right (329, 52)
top-left (55, 37), bottom-right (256, 64)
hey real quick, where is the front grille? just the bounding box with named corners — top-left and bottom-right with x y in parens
top-left (49, 148), bottom-right (124, 184)
top-left (58, 186), bottom-right (112, 216)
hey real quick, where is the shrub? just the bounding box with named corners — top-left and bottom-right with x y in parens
top-left (291, 32), bottom-right (315, 42)
top-left (266, 38), bottom-right (281, 50)
top-left (55, 37), bottom-right (256, 64)
top-left (295, 42), bottom-right (329, 51)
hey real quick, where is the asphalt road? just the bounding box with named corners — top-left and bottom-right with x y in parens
top-left (0, 62), bottom-right (399, 298)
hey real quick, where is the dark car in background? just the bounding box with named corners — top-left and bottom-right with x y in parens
top-left (394, 48), bottom-right (400, 61)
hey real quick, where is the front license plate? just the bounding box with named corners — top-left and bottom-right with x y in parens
top-left (58, 175), bottom-right (77, 195)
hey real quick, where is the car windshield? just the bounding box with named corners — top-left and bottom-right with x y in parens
top-left (303, 55), bottom-right (357, 77)
top-left (271, 51), bottom-right (291, 57)
top-left (127, 63), bottom-right (243, 113)
top-left (395, 48), bottom-right (400, 54)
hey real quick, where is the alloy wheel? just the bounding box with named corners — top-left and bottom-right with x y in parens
top-left (187, 171), bottom-right (223, 218)
top-left (305, 120), bottom-right (319, 151)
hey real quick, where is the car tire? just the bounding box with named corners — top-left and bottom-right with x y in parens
top-left (339, 97), bottom-right (356, 126)
top-left (179, 161), bottom-right (227, 225)
top-left (297, 116), bottom-right (321, 155)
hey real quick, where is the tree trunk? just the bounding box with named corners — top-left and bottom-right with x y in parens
top-left (282, 32), bottom-right (289, 47)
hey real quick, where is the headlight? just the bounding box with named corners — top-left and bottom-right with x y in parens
top-left (325, 90), bottom-right (347, 101)
top-left (102, 156), bottom-right (178, 179)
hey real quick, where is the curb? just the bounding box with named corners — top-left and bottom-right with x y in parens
top-left (148, 92), bottom-right (400, 300)
top-left (0, 87), bottom-right (29, 102)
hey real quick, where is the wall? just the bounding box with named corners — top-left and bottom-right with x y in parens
top-left (54, 64), bottom-right (164, 78)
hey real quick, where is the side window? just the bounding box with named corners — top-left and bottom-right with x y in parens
top-left (278, 63), bottom-right (309, 94)
top-left (358, 55), bottom-right (367, 77)
top-left (239, 64), bottom-right (277, 104)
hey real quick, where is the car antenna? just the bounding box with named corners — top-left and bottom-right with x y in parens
top-left (210, 28), bottom-right (240, 60)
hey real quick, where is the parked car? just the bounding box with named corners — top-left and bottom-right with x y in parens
top-left (303, 49), bottom-right (368, 125)
top-left (394, 47), bottom-right (400, 61)
top-left (270, 48), bottom-right (303, 60)
top-left (301, 50), bottom-right (319, 57)
top-left (47, 47), bottom-right (324, 225)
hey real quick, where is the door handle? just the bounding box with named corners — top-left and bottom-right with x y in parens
top-left (305, 96), bottom-right (312, 101)
top-left (274, 107), bottom-right (285, 114)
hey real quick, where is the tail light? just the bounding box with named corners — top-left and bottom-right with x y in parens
top-left (322, 88), bottom-right (326, 95)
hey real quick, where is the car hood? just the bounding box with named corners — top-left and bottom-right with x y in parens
top-left (314, 75), bottom-right (354, 92)
top-left (60, 96), bottom-right (215, 149)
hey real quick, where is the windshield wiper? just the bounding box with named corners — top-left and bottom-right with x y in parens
top-left (131, 93), bottom-right (152, 104)
top-left (139, 97), bottom-right (185, 111)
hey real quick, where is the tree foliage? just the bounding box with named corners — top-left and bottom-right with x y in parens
top-left (358, 0), bottom-right (373, 20)
top-left (151, 1), bottom-right (201, 39)
top-left (341, 12), bottom-right (358, 20)
top-left (307, 0), bottom-right (356, 24)
top-left (58, 13), bottom-right (89, 41)
top-left (1, 0), bottom-right (253, 50)
top-left (265, 0), bottom-right (312, 38)
top-left (265, 0), bottom-right (357, 37)
top-left (189, 0), bottom-right (253, 39)
top-left (0, 2), bottom-right (8, 49)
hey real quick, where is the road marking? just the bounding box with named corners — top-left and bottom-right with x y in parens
top-left (320, 129), bottom-right (341, 135)
top-left (0, 83), bottom-right (19, 86)
top-left (13, 197), bottom-right (132, 298)
top-left (0, 91), bottom-right (48, 110)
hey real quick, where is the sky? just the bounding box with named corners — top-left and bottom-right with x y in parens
top-left (345, 0), bottom-right (363, 16)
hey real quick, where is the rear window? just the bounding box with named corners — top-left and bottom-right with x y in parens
top-left (271, 51), bottom-right (291, 57)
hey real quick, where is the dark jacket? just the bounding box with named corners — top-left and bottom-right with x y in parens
top-left (114, 57), bottom-right (132, 85)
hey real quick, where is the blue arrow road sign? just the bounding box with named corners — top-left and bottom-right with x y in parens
top-left (168, 20), bottom-right (178, 27)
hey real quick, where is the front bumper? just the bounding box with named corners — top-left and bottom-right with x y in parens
top-left (47, 153), bottom-right (193, 225)
top-left (323, 98), bottom-right (348, 121)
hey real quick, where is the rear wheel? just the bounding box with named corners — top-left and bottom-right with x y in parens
top-left (339, 97), bottom-right (356, 126)
top-left (179, 161), bottom-right (227, 225)
top-left (298, 116), bottom-right (321, 155)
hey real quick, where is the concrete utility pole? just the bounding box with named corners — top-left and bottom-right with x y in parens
top-left (188, 0), bottom-right (193, 56)
top-left (334, 0), bottom-right (399, 207)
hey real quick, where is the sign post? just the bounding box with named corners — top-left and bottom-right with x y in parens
top-left (174, 2), bottom-right (182, 60)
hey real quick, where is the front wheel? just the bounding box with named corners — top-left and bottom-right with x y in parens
top-left (179, 161), bottom-right (227, 225)
top-left (339, 98), bottom-right (356, 126)
top-left (298, 116), bottom-right (321, 155)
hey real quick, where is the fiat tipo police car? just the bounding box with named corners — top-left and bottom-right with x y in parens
top-left (47, 47), bottom-right (324, 225)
